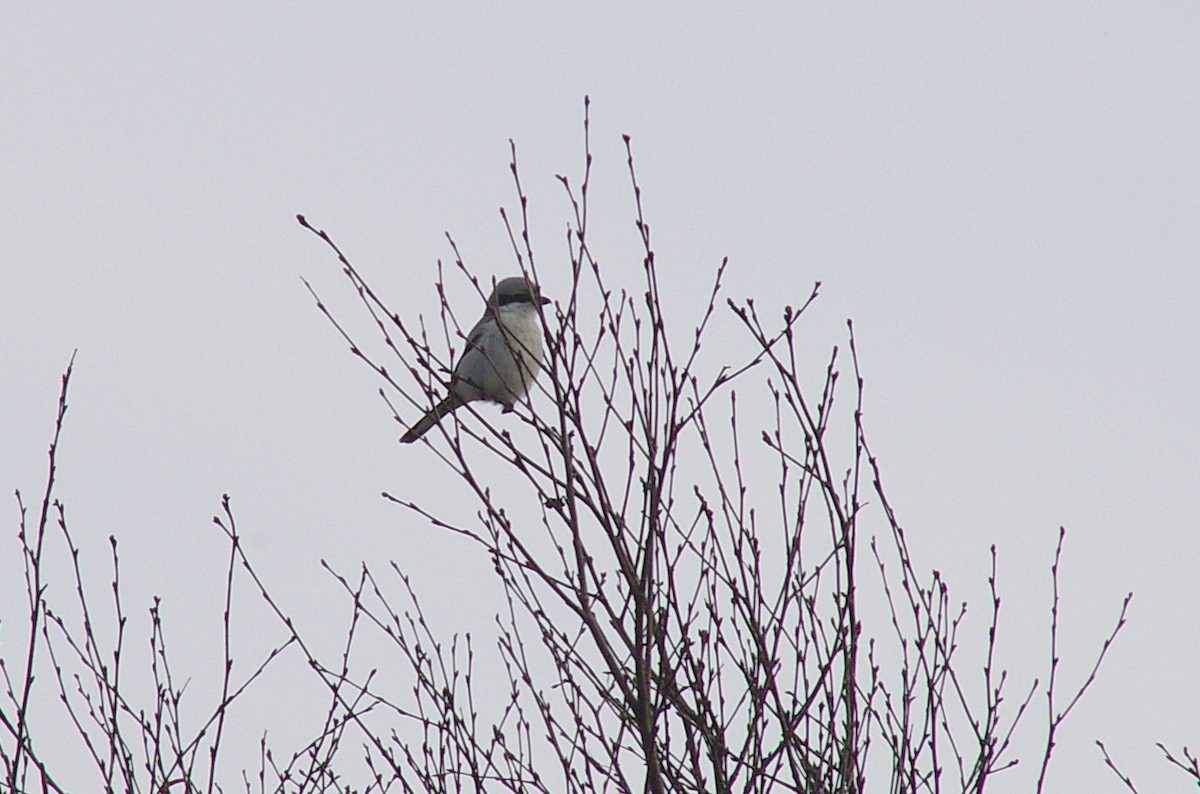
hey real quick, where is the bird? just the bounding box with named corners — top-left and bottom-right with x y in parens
top-left (401, 276), bottom-right (550, 443)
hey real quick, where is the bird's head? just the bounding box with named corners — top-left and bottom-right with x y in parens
top-left (489, 276), bottom-right (550, 308)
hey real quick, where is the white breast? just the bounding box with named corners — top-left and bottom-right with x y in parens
top-left (452, 304), bottom-right (544, 409)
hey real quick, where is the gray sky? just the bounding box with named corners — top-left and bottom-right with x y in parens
top-left (2, 4), bottom-right (1197, 791)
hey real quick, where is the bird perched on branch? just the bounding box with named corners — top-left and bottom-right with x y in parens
top-left (401, 276), bottom-right (550, 443)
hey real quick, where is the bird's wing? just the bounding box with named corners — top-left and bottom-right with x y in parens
top-left (462, 312), bottom-right (494, 357)
top-left (449, 312), bottom-right (499, 400)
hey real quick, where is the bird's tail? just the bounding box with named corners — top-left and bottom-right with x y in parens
top-left (400, 395), bottom-right (463, 443)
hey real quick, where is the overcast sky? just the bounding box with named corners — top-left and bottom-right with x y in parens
top-left (2, 4), bottom-right (1197, 791)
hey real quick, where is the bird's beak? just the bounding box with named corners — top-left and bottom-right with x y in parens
top-left (540, 295), bottom-right (551, 305)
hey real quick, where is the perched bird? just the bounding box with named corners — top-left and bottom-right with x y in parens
top-left (401, 276), bottom-right (550, 443)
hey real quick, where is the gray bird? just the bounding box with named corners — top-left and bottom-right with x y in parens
top-left (401, 276), bottom-right (550, 443)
